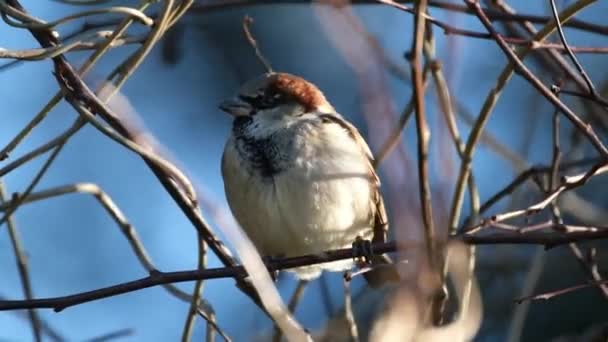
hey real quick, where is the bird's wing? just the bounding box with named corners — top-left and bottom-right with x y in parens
top-left (317, 113), bottom-right (387, 243)
top-left (318, 113), bottom-right (400, 287)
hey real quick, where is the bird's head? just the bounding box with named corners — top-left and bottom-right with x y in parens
top-left (219, 73), bottom-right (335, 122)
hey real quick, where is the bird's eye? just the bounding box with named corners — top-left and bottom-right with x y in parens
top-left (239, 91), bottom-right (285, 110)
top-left (251, 91), bottom-right (283, 109)
top-left (262, 92), bottom-right (283, 106)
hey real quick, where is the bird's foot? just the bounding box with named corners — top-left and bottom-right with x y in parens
top-left (352, 236), bottom-right (374, 267)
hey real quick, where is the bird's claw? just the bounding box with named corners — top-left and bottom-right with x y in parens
top-left (352, 237), bottom-right (374, 267)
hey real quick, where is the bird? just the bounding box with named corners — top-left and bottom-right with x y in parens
top-left (220, 72), bottom-right (399, 285)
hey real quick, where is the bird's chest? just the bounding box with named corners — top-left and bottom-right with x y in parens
top-left (233, 135), bottom-right (292, 179)
top-left (222, 120), bottom-right (373, 255)
top-left (231, 117), bottom-right (308, 180)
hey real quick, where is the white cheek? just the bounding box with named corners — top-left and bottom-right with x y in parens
top-left (246, 106), bottom-right (306, 138)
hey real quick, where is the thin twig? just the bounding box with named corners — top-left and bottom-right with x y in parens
top-left (568, 243), bottom-right (608, 297)
top-left (0, 120), bottom-right (84, 178)
top-left (0, 135), bottom-right (68, 227)
top-left (466, 0), bottom-right (608, 157)
top-left (506, 249), bottom-right (544, 342)
top-left (0, 181), bottom-right (42, 342)
top-left (0, 33), bottom-right (146, 60)
top-left (0, 294), bottom-right (65, 341)
top-left (516, 279), bottom-right (608, 303)
top-left (548, 0), bottom-right (601, 100)
top-left (0, 2), bottom-right (153, 29)
top-left (409, 0), bottom-right (441, 324)
top-left (192, 0), bottom-right (608, 37)
top-left (342, 273), bottom-right (359, 342)
top-left (0, 182), bottom-right (226, 329)
top-left (423, 30), bottom-right (479, 324)
top-left (374, 62), bottom-right (430, 168)
top-left (0, 1), bottom-right (153, 162)
top-left (181, 235), bottom-right (207, 342)
top-left (4, 225), bottom-right (608, 313)
top-left (188, 0), bottom-right (608, 35)
top-left (466, 162), bottom-right (608, 233)
top-left (2, 0), bottom-right (228, 331)
top-left (242, 15), bottom-right (273, 73)
top-left (477, 157), bottom-right (598, 216)
top-left (553, 86), bottom-right (608, 108)
top-left (272, 280), bottom-right (309, 342)
top-left (30, 12), bottom-right (260, 310)
top-left (549, 84), bottom-right (608, 297)
top-left (409, 0), bottom-right (436, 274)
top-left (0, 242), bottom-right (400, 312)
top-left (450, 0), bottom-right (608, 234)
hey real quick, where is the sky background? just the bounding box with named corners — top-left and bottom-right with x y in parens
top-left (1, 1), bottom-right (608, 341)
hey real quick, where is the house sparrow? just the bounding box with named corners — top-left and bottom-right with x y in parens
top-left (220, 72), bottom-right (398, 285)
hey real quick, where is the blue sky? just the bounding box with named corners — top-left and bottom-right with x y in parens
top-left (1, 1), bottom-right (607, 340)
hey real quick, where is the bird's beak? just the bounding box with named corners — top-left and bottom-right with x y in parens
top-left (219, 98), bottom-right (252, 117)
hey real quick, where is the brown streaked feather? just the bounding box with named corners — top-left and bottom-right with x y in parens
top-left (318, 112), bottom-right (399, 286)
top-left (318, 113), bottom-right (387, 243)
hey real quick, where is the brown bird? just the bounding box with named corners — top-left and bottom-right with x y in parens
top-left (220, 72), bottom-right (399, 285)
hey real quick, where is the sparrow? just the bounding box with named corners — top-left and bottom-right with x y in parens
top-left (220, 72), bottom-right (399, 285)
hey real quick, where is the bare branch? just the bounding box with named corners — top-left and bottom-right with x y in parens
top-left (242, 15), bottom-right (273, 73)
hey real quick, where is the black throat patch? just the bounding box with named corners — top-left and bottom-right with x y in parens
top-left (232, 116), bottom-right (288, 179)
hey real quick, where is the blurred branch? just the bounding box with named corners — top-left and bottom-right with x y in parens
top-left (373, 62), bottom-right (427, 168)
top-left (516, 279), bottom-right (608, 303)
top-left (460, 225), bottom-right (608, 247)
top-left (84, 328), bottom-right (134, 342)
top-left (488, 0), bottom-right (588, 97)
top-left (9, 0), bottom-right (601, 66)
top-left (506, 249), bottom-right (545, 342)
top-left (272, 280), bottom-right (309, 342)
top-left (466, 161), bottom-right (608, 233)
top-left (0, 3), bottom-right (153, 29)
top-left (0, 2), bottom-right (153, 162)
top-left (3, 243), bottom-right (401, 313)
top-left (0, 32), bottom-right (146, 60)
top-left (0, 119), bottom-right (83, 179)
top-left (2, 0), bottom-right (265, 311)
top-left (242, 15), bottom-right (273, 73)
top-left (4, 230), bottom-right (608, 312)
top-left (409, 0), bottom-right (437, 276)
top-left (477, 157), bottom-right (599, 215)
top-left (215, 202), bottom-right (311, 341)
top-left (53, 0), bottom-right (113, 5)
top-left (181, 235), bottom-right (208, 342)
top-left (466, 0), bottom-right (607, 157)
top-left (379, 0), bottom-right (608, 50)
top-left (450, 0), bottom-right (607, 237)
top-left (342, 274), bottom-right (359, 342)
top-left (2, 0), bottom-right (608, 339)
top-left (0, 182), bottom-right (42, 342)
top-left (0, 0), bottom-right (234, 338)
top-left (423, 29), bottom-right (479, 325)
top-left (549, 0), bottom-right (603, 102)
top-left (0, 131), bottom-right (68, 227)
top-left (550, 83), bottom-right (607, 298)
top-left (0, 182), bottom-right (226, 336)
top-left (553, 85), bottom-right (608, 108)
top-left (188, 1), bottom-right (608, 35)
top-left (0, 294), bottom-right (65, 341)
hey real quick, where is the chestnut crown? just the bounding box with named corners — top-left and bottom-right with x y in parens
top-left (220, 73), bottom-right (332, 116)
